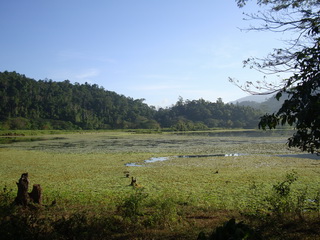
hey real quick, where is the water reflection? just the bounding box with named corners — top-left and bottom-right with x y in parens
top-left (126, 152), bottom-right (320, 167)
top-left (145, 157), bottom-right (169, 163)
top-left (125, 153), bottom-right (244, 167)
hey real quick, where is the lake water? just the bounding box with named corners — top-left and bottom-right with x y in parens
top-left (125, 153), bottom-right (246, 166)
top-left (125, 152), bottom-right (320, 167)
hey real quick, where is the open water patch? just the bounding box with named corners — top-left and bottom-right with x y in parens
top-left (125, 163), bottom-right (144, 167)
top-left (176, 153), bottom-right (243, 158)
top-left (125, 153), bottom-right (244, 167)
top-left (277, 153), bottom-right (320, 160)
top-left (145, 157), bottom-right (170, 163)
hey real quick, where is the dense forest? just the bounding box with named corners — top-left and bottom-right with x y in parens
top-left (0, 71), bottom-right (264, 130)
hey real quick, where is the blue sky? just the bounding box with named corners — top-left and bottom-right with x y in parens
top-left (0, 0), bottom-right (287, 107)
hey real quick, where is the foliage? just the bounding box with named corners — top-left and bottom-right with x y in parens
top-left (198, 218), bottom-right (257, 240)
top-left (118, 188), bottom-right (148, 221)
top-left (259, 41), bottom-right (320, 152)
top-left (157, 97), bottom-right (262, 129)
top-left (0, 186), bottom-right (14, 216)
top-left (272, 171), bottom-right (298, 198)
top-left (0, 71), bottom-right (156, 130)
top-left (146, 195), bottom-right (181, 229)
top-left (0, 71), bottom-right (264, 130)
top-left (233, 0), bottom-right (320, 153)
top-left (264, 171), bottom-right (299, 216)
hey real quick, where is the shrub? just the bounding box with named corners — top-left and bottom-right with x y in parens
top-left (198, 218), bottom-right (258, 240)
top-left (264, 171), bottom-right (298, 217)
top-left (145, 196), bottom-right (180, 229)
top-left (0, 186), bottom-right (14, 210)
top-left (118, 188), bottom-right (148, 222)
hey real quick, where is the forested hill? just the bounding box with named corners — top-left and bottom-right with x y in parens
top-left (0, 71), bottom-right (263, 130)
top-left (235, 93), bottom-right (288, 114)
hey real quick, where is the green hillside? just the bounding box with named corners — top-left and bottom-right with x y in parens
top-left (236, 93), bottom-right (289, 114)
top-left (0, 71), bottom-right (263, 130)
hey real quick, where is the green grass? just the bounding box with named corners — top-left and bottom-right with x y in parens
top-left (1, 129), bottom-right (320, 239)
top-left (1, 129), bottom-right (318, 207)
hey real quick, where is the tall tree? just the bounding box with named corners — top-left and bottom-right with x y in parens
top-left (233, 0), bottom-right (320, 153)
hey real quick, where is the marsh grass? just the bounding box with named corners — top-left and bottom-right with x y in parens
top-left (1, 130), bottom-right (320, 239)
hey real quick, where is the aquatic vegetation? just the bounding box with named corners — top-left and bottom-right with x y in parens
top-left (0, 130), bottom-right (319, 239)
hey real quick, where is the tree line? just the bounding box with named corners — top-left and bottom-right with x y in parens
top-left (0, 71), bottom-right (263, 130)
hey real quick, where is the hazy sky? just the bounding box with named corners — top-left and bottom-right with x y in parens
top-left (0, 0), bottom-right (287, 107)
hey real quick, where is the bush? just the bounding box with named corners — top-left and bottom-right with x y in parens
top-left (9, 117), bottom-right (31, 129)
top-left (118, 189), bottom-right (148, 222)
top-left (264, 171), bottom-right (298, 217)
top-left (0, 186), bottom-right (15, 216)
top-left (144, 196), bottom-right (180, 229)
top-left (198, 218), bottom-right (258, 240)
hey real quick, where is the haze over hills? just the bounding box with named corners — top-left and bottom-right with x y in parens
top-left (231, 94), bottom-right (273, 104)
top-left (232, 93), bottom-right (288, 114)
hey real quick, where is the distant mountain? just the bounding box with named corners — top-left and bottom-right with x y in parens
top-left (232, 93), bottom-right (289, 114)
top-left (231, 94), bottom-right (273, 104)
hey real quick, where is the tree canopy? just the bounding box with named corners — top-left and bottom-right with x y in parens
top-left (0, 71), bottom-right (263, 131)
top-left (233, 0), bottom-right (320, 153)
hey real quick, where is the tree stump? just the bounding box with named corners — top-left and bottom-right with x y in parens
top-left (14, 173), bottom-right (42, 206)
top-left (29, 184), bottom-right (42, 204)
top-left (15, 172), bottom-right (30, 206)
top-left (123, 171), bottom-right (130, 178)
top-left (130, 177), bottom-right (137, 187)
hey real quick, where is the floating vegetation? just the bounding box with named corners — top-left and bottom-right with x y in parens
top-left (0, 130), bottom-right (294, 155)
top-left (0, 137), bottom-right (66, 145)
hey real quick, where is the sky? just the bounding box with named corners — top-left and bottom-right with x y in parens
top-left (0, 0), bottom-right (289, 108)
